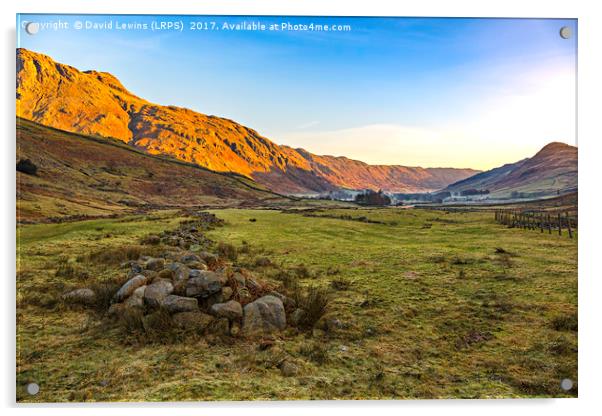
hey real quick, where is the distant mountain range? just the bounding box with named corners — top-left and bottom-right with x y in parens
top-left (16, 48), bottom-right (478, 194)
top-left (444, 142), bottom-right (577, 198)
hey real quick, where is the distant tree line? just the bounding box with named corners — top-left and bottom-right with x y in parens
top-left (354, 190), bottom-right (391, 206)
top-left (459, 189), bottom-right (490, 196)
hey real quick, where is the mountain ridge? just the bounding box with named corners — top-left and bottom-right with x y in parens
top-left (444, 141), bottom-right (577, 198)
top-left (16, 48), bottom-right (479, 194)
top-left (16, 117), bottom-right (291, 222)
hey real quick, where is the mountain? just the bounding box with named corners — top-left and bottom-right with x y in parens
top-left (16, 48), bottom-right (478, 194)
top-left (444, 142), bottom-right (577, 198)
top-left (16, 118), bottom-right (289, 222)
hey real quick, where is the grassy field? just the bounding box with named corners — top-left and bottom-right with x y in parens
top-left (16, 207), bottom-right (577, 401)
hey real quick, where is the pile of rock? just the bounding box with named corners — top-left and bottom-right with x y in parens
top-left (64, 250), bottom-right (292, 338)
top-left (143, 212), bottom-right (225, 250)
top-left (61, 212), bottom-right (309, 339)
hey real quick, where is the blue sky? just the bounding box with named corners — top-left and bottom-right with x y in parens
top-left (17, 15), bottom-right (577, 169)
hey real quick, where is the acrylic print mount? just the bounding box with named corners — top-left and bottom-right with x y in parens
top-left (16, 14), bottom-right (577, 402)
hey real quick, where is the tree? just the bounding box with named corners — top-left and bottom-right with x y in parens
top-left (355, 190), bottom-right (391, 206)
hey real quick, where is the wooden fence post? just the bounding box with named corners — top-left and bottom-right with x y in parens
top-left (558, 212), bottom-right (562, 236)
top-left (566, 211), bottom-right (573, 239)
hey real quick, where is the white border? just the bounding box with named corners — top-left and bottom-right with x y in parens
top-left (2, 1), bottom-right (601, 415)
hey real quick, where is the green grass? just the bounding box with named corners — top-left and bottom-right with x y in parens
top-left (16, 207), bottom-right (577, 401)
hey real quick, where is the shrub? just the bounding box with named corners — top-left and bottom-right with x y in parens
top-left (89, 280), bottom-right (122, 312)
top-left (299, 341), bottom-right (330, 364)
top-left (294, 286), bottom-right (330, 329)
top-left (55, 256), bottom-right (89, 280)
top-left (239, 241), bottom-right (250, 254)
top-left (294, 263), bottom-right (312, 279)
top-left (16, 158), bottom-right (37, 175)
top-left (272, 270), bottom-right (297, 289)
top-left (217, 242), bottom-right (238, 262)
top-left (551, 314), bottom-right (578, 332)
top-left (118, 307), bottom-right (145, 333)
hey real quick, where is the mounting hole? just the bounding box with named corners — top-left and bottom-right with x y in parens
top-left (559, 26), bottom-right (572, 39)
top-left (560, 378), bottom-right (573, 391)
top-left (26, 382), bottom-right (40, 395)
top-left (25, 22), bottom-right (40, 35)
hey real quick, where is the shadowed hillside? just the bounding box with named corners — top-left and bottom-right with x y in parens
top-left (444, 142), bottom-right (577, 198)
top-left (16, 48), bottom-right (478, 194)
top-left (16, 118), bottom-right (289, 222)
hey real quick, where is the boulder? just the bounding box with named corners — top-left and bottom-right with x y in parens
top-left (113, 274), bottom-right (148, 303)
top-left (205, 291), bottom-right (225, 309)
top-left (199, 251), bottom-right (219, 267)
top-left (186, 271), bottom-right (223, 298)
top-left (172, 264), bottom-right (190, 281)
top-left (162, 295), bottom-right (198, 313)
top-left (121, 261), bottom-right (142, 274)
top-left (124, 285), bottom-right (146, 309)
top-left (144, 279), bottom-right (174, 308)
top-left (62, 288), bottom-right (96, 305)
top-left (145, 257), bottom-right (165, 271)
top-left (242, 295), bottom-right (286, 336)
top-left (172, 311), bottom-right (214, 332)
top-left (268, 291), bottom-right (296, 309)
top-left (140, 269), bottom-right (158, 281)
top-left (210, 300), bottom-right (243, 320)
top-left (186, 261), bottom-right (208, 270)
top-left (157, 269), bottom-right (174, 280)
top-left (179, 253), bottom-right (202, 265)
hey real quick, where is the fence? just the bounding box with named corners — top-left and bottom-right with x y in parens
top-left (494, 209), bottom-right (577, 238)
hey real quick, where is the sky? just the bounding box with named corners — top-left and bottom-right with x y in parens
top-left (17, 15), bottom-right (577, 170)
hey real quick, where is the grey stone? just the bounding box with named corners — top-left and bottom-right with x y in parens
top-left (268, 291), bottom-right (296, 309)
top-left (144, 279), bottom-right (174, 307)
top-left (210, 300), bottom-right (243, 320)
top-left (124, 285), bottom-right (146, 309)
top-left (186, 261), bottom-right (208, 270)
top-left (179, 253), bottom-right (202, 264)
top-left (113, 274), bottom-right (148, 303)
top-left (162, 295), bottom-right (198, 313)
top-left (242, 295), bottom-right (286, 336)
top-left (62, 288), bottom-right (96, 305)
top-left (186, 271), bottom-right (223, 298)
top-left (145, 257), bottom-right (165, 271)
top-left (199, 251), bottom-right (218, 266)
